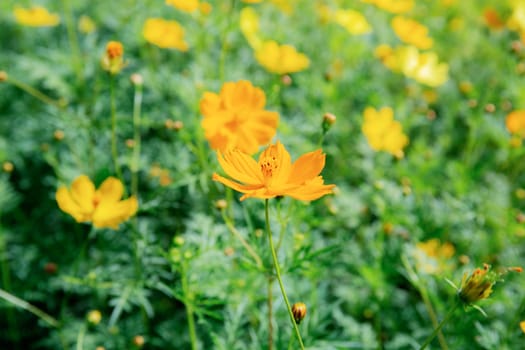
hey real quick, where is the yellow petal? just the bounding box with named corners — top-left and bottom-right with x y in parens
top-left (56, 186), bottom-right (89, 222)
top-left (97, 177), bottom-right (124, 202)
top-left (92, 196), bottom-right (138, 229)
top-left (217, 149), bottom-right (264, 184)
top-left (70, 175), bottom-right (95, 213)
top-left (289, 149), bottom-right (325, 183)
top-left (259, 141), bottom-right (292, 187)
top-left (212, 173), bottom-right (263, 194)
top-left (284, 177), bottom-right (335, 201)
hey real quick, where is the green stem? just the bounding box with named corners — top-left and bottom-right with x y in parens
top-left (0, 223), bottom-right (19, 345)
top-left (60, 0), bottom-right (83, 84)
top-left (218, 0), bottom-right (237, 81)
top-left (109, 76), bottom-right (122, 180)
top-left (0, 288), bottom-right (60, 328)
top-left (181, 261), bottom-right (198, 350)
top-left (76, 324), bottom-right (86, 350)
top-left (131, 81), bottom-right (143, 197)
top-left (264, 199), bottom-right (305, 349)
top-left (419, 301), bottom-right (459, 350)
top-left (7, 77), bottom-right (66, 109)
top-left (268, 277), bottom-right (273, 350)
top-left (221, 211), bottom-right (263, 268)
top-left (420, 288), bottom-right (449, 350)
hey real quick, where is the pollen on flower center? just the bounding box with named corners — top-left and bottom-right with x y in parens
top-left (260, 156), bottom-right (278, 178)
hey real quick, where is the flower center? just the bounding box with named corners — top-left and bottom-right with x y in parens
top-left (92, 193), bottom-right (101, 208)
top-left (260, 155), bottom-right (278, 179)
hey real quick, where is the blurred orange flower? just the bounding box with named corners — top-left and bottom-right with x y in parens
top-left (362, 106), bottom-right (409, 158)
top-left (13, 6), bottom-right (60, 27)
top-left (361, 0), bottom-right (413, 14)
top-left (143, 18), bottom-right (189, 51)
top-left (483, 8), bottom-right (505, 30)
top-left (200, 80), bottom-right (279, 154)
top-left (255, 40), bottom-right (309, 74)
top-left (391, 16), bottom-right (433, 49)
top-left (506, 110), bottom-right (525, 137)
top-left (414, 239), bottom-right (455, 274)
top-left (213, 141), bottom-right (335, 201)
top-left (101, 41), bottom-right (126, 74)
top-left (166, 0), bottom-right (200, 12)
top-left (56, 175), bottom-right (138, 229)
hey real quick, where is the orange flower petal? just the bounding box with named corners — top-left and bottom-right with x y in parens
top-left (217, 149), bottom-right (264, 184)
top-left (212, 173), bottom-right (263, 194)
top-left (289, 149), bottom-right (325, 184)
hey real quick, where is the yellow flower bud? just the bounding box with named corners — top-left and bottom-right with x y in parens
top-left (291, 302), bottom-right (307, 324)
top-left (0, 71), bottom-right (7, 82)
top-left (87, 310), bottom-right (102, 325)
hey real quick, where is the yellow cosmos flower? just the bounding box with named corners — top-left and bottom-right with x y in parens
top-left (506, 110), bottom-right (525, 138)
top-left (200, 80), bottom-right (279, 154)
top-left (165, 0), bottom-right (200, 12)
top-left (56, 175), bottom-right (138, 229)
top-left (334, 9), bottom-right (372, 35)
top-left (240, 7), bottom-right (263, 49)
top-left (255, 40), bottom-right (309, 75)
top-left (242, 0), bottom-right (263, 3)
top-left (414, 239), bottom-right (455, 275)
top-left (13, 6), bottom-right (60, 27)
top-left (520, 321), bottom-right (525, 333)
top-left (508, 0), bottom-right (525, 33)
top-left (391, 16), bottom-right (433, 50)
top-left (362, 107), bottom-right (409, 158)
top-left (78, 15), bottom-right (96, 34)
top-left (143, 18), bottom-right (189, 51)
top-left (212, 141), bottom-right (335, 201)
top-left (361, 0), bottom-right (414, 14)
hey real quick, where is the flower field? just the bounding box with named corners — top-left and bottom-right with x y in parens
top-left (1, 0), bottom-right (525, 349)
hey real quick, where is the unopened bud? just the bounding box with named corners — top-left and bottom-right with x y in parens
top-left (291, 302), bottom-right (307, 324)
top-left (0, 71), bottom-right (7, 82)
top-left (215, 199), bottom-right (227, 210)
top-left (44, 262), bottom-right (58, 274)
top-left (2, 161), bottom-right (14, 173)
top-left (130, 73), bottom-right (143, 86)
top-left (87, 310), bottom-right (102, 325)
top-left (53, 130), bottom-right (65, 141)
top-left (322, 112), bottom-right (336, 134)
top-left (281, 74), bottom-right (292, 86)
top-left (133, 335), bottom-right (145, 347)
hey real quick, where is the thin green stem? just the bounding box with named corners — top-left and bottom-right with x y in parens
top-left (420, 288), bottom-right (449, 350)
top-left (7, 77), bottom-right (66, 109)
top-left (219, 0), bottom-right (237, 81)
top-left (76, 324), bottom-right (86, 350)
top-left (131, 81), bottom-right (143, 197)
top-left (60, 0), bottom-right (83, 84)
top-left (181, 261), bottom-right (198, 350)
top-left (268, 277), bottom-right (273, 350)
top-left (0, 288), bottom-right (60, 328)
top-left (221, 211), bottom-right (263, 268)
top-left (264, 199), bottom-right (305, 349)
top-left (0, 223), bottom-right (19, 345)
top-left (109, 76), bottom-right (122, 180)
top-left (419, 301), bottom-right (460, 350)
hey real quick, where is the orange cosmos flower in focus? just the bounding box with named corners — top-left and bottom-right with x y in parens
top-left (200, 80), bottom-right (279, 154)
top-left (56, 175), bottom-right (138, 229)
top-left (255, 40), bottom-right (310, 75)
top-left (13, 6), bottom-right (60, 27)
top-left (212, 141), bottom-right (335, 201)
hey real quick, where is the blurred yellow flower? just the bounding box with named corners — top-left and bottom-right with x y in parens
top-left (242, 0), bottom-right (263, 3)
top-left (13, 6), bottom-right (60, 27)
top-left (377, 45), bottom-right (448, 87)
top-left (78, 15), bottom-right (96, 34)
top-left (56, 175), bottom-right (138, 229)
top-left (200, 80), bottom-right (279, 154)
top-left (199, 2), bottom-right (212, 15)
top-left (520, 321), bottom-right (525, 333)
top-left (101, 41), bottom-right (126, 75)
top-left (508, 0), bottom-right (525, 32)
top-left (240, 7), bottom-right (263, 49)
top-left (361, 0), bottom-right (414, 14)
top-left (506, 110), bottom-right (525, 138)
top-left (362, 106), bottom-right (409, 158)
top-left (334, 9), bottom-right (372, 35)
top-left (143, 18), bottom-right (189, 51)
top-left (255, 40), bottom-right (309, 74)
top-left (166, 0), bottom-right (199, 12)
top-left (414, 239), bottom-right (455, 274)
top-left (391, 16), bottom-right (433, 49)
top-left (213, 141), bottom-right (335, 201)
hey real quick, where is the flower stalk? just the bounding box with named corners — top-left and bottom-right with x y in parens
top-left (419, 301), bottom-right (459, 350)
top-left (265, 199), bottom-right (305, 349)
